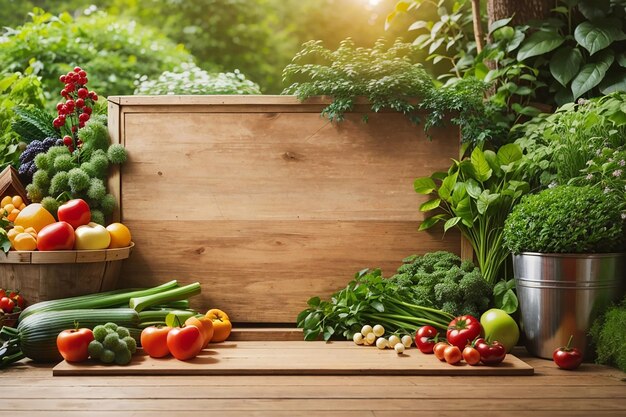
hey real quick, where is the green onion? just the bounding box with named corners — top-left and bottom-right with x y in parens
top-left (19, 281), bottom-right (179, 321)
top-left (129, 282), bottom-right (201, 312)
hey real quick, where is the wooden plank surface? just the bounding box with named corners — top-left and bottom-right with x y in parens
top-left (52, 341), bottom-right (533, 376)
top-left (115, 101), bottom-right (461, 323)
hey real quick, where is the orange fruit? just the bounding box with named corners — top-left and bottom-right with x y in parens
top-left (106, 222), bottom-right (132, 248)
top-left (11, 196), bottom-right (23, 208)
top-left (14, 203), bottom-right (55, 233)
top-left (0, 196), bottom-right (12, 207)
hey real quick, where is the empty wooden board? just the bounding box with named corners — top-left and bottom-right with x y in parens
top-left (108, 96), bottom-right (466, 324)
top-left (53, 341), bottom-right (534, 376)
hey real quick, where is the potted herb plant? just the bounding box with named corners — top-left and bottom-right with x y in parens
top-left (503, 185), bottom-right (626, 359)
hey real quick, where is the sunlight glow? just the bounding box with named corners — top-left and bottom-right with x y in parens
top-left (368, 0), bottom-right (381, 6)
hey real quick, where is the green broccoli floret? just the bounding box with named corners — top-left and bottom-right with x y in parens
top-left (460, 259), bottom-right (476, 273)
top-left (411, 285), bottom-right (435, 307)
top-left (434, 275), bottom-right (463, 305)
top-left (459, 270), bottom-right (493, 309)
top-left (441, 300), bottom-right (462, 316)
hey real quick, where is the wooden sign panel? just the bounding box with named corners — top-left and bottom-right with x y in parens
top-left (107, 96), bottom-right (463, 323)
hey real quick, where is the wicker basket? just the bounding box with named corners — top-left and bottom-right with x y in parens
top-left (0, 243), bottom-right (134, 304)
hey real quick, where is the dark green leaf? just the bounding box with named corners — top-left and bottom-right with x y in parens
top-left (323, 326), bottom-right (335, 341)
top-left (419, 214), bottom-right (447, 231)
top-left (574, 20), bottom-right (622, 55)
top-left (517, 31), bottom-right (564, 61)
top-left (304, 329), bottom-right (320, 341)
top-left (307, 296), bottom-right (321, 307)
top-left (550, 47), bottom-right (583, 87)
top-left (617, 53), bottom-right (626, 68)
top-left (483, 150), bottom-right (501, 177)
top-left (371, 301), bottom-right (385, 313)
top-left (578, 0), bottom-right (609, 20)
top-left (465, 179), bottom-right (481, 199)
top-left (571, 49), bottom-right (614, 98)
top-left (455, 197), bottom-right (473, 227)
top-left (599, 69), bottom-right (626, 94)
top-left (500, 289), bottom-right (519, 314)
top-left (476, 191), bottom-right (499, 215)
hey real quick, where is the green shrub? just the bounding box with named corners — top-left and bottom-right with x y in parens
top-left (0, 9), bottom-right (193, 104)
top-left (134, 63), bottom-right (261, 95)
top-left (503, 185), bottom-right (625, 254)
top-left (590, 298), bottom-right (626, 373)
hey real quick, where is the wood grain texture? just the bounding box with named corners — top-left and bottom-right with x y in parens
top-left (52, 341), bottom-right (533, 376)
top-left (112, 96), bottom-right (463, 323)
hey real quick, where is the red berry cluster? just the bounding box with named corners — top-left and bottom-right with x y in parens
top-left (53, 66), bottom-right (99, 152)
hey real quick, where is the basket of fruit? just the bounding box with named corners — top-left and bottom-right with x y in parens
top-left (0, 196), bottom-right (134, 304)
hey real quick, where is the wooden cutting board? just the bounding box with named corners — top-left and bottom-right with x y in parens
top-left (53, 341), bottom-right (534, 376)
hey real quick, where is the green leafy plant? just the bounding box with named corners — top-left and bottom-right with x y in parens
top-left (297, 267), bottom-right (454, 341)
top-left (0, 70), bottom-right (46, 170)
top-left (282, 38), bottom-right (435, 124)
top-left (134, 63), bottom-right (261, 95)
top-left (388, 251), bottom-right (492, 317)
top-left (590, 297), bottom-right (626, 373)
top-left (515, 0), bottom-right (626, 103)
top-left (415, 143), bottom-right (529, 286)
top-left (386, 0), bottom-right (476, 81)
top-left (0, 9), bottom-right (193, 104)
top-left (503, 185), bottom-right (625, 254)
top-left (514, 93), bottom-right (626, 189)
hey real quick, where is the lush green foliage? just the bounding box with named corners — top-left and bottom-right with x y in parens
top-left (297, 266), bottom-right (454, 341)
top-left (0, 9), bottom-right (192, 102)
top-left (283, 38), bottom-right (434, 124)
top-left (515, 0), bottom-right (626, 103)
top-left (0, 70), bottom-right (46, 170)
top-left (388, 251), bottom-right (492, 318)
top-left (514, 93), bottom-right (626, 190)
top-left (134, 63), bottom-right (261, 95)
top-left (590, 297), bottom-right (626, 373)
top-left (503, 185), bottom-right (625, 254)
top-left (415, 144), bottom-right (529, 285)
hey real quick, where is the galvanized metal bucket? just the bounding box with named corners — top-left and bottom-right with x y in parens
top-left (513, 252), bottom-right (626, 359)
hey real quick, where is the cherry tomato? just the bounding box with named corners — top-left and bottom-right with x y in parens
top-left (553, 335), bottom-right (583, 370)
top-left (167, 325), bottom-right (203, 360)
top-left (475, 338), bottom-right (507, 365)
top-left (140, 326), bottom-right (172, 358)
top-left (56, 328), bottom-right (94, 362)
top-left (11, 294), bottom-right (25, 309)
top-left (447, 315), bottom-right (482, 350)
top-left (37, 221), bottom-right (75, 251)
top-left (415, 325), bottom-right (439, 354)
top-left (444, 345), bottom-right (462, 365)
top-left (433, 342), bottom-right (449, 361)
top-left (57, 199), bottom-right (91, 229)
top-left (462, 346), bottom-right (481, 366)
top-left (0, 297), bottom-right (15, 313)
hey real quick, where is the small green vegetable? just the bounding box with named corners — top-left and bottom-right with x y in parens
top-left (590, 298), bottom-right (626, 373)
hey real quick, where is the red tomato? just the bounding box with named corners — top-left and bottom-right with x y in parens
top-left (0, 289), bottom-right (5, 298)
top-left (415, 325), bottom-right (439, 354)
top-left (11, 294), bottom-right (25, 309)
top-left (37, 221), bottom-right (75, 251)
top-left (57, 199), bottom-right (91, 229)
top-left (462, 346), bottom-right (481, 366)
top-left (444, 345), bottom-right (462, 365)
top-left (475, 338), bottom-right (507, 365)
top-left (553, 336), bottom-right (583, 370)
top-left (0, 296), bottom-right (15, 313)
top-left (140, 326), bottom-right (172, 358)
top-left (446, 315), bottom-right (482, 350)
top-left (433, 342), bottom-right (449, 361)
top-left (167, 326), bottom-right (203, 361)
top-left (56, 328), bottom-right (94, 362)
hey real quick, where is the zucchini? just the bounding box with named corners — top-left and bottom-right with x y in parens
top-left (16, 308), bottom-right (140, 363)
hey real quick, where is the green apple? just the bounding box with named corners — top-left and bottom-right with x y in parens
top-left (74, 222), bottom-right (111, 250)
top-left (480, 308), bottom-right (520, 353)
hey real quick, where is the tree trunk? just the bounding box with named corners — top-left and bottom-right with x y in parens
top-left (487, 0), bottom-right (552, 26)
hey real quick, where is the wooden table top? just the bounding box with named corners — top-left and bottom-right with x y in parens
top-left (2, 345), bottom-right (625, 417)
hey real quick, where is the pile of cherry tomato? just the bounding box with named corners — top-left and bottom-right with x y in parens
top-left (0, 288), bottom-right (26, 327)
top-left (415, 314), bottom-right (507, 366)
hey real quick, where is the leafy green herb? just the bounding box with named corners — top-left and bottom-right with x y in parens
top-left (296, 267), bottom-right (454, 341)
top-left (415, 144), bottom-right (529, 286)
top-left (503, 185), bottom-right (625, 254)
